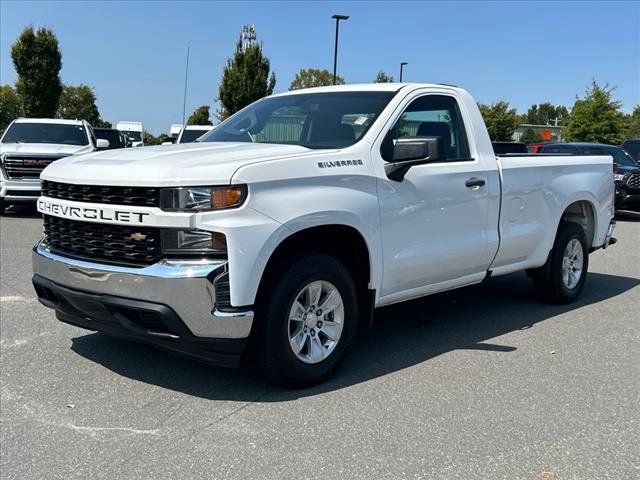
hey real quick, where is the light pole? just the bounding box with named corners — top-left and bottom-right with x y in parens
top-left (332, 14), bottom-right (349, 85)
top-left (399, 62), bottom-right (408, 82)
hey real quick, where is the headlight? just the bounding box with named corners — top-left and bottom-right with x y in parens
top-left (160, 185), bottom-right (247, 211)
top-left (161, 229), bottom-right (227, 255)
top-left (613, 174), bottom-right (625, 182)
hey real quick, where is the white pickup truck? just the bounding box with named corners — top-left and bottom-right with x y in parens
top-left (32, 84), bottom-right (616, 385)
top-left (0, 118), bottom-right (109, 214)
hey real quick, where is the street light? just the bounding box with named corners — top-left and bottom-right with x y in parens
top-left (331, 14), bottom-right (349, 85)
top-left (399, 62), bottom-right (408, 82)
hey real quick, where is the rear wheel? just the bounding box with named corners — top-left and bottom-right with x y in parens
top-left (255, 254), bottom-right (358, 386)
top-left (531, 222), bottom-right (589, 304)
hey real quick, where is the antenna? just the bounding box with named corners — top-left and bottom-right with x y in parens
top-left (241, 25), bottom-right (256, 50)
top-left (181, 46), bottom-right (190, 126)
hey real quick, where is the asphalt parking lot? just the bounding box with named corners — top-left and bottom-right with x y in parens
top-left (1, 208), bottom-right (639, 480)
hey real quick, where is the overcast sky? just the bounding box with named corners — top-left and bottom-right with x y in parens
top-left (1, 1), bottom-right (638, 134)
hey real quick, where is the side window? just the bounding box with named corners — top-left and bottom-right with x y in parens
top-left (388, 94), bottom-right (471, 161)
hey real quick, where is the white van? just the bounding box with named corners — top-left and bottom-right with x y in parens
top-left (116, 121), bottom-right (144, 147)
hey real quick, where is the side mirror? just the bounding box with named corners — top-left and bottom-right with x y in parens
top-left (384, 136), bottom-right (442, 181)
top-left (96, 139), bottom-right (110, 150)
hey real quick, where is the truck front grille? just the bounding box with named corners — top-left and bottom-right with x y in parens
top-left (43, 215), bottom-right (162, 266)
top-left (41, 181), bottom-right (160, 208)
top-left (2, 155), bottom-right (65, 179)
top-left (626, 173), bottom-right (640, 190)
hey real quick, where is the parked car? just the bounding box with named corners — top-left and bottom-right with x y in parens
top-left (492, 142), bottom-right (528, 155)
top-left (539, 142), bottom-right (639, 212)
top-left (32, 84), bottom-right (616, 385)
top-left (527, 143), bottom-right (548, 154)
top-left (0, 118), bottom-right (108, 214)
top-left (621, 139), bottom-right (640, 163)
top-left (176, 125), bottom-right (215, 143)
top-left (116, 121), bottom-right (144, 147)
top-left (94, 128), bottom-right (128, 150)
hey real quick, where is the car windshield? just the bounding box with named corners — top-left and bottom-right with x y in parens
top-left (1, 122), bottom-right (88, 146)
top-left (122, 131), bottom-right (142, 142)
top-left (622, 141), bottom-right (640, 162)
top-left (200, 91), bottom-right (395, 149)
top-left (607, 147), bottom-right (638, 167)
top-left (180, 129), bottom-right (210, 143)
top-left (95, 129), bottom-right (124, 148)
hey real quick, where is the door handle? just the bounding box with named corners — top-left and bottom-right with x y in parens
top-left (465, 177), bottom-right (486, 188)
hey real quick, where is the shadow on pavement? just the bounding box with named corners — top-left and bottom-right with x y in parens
top-left (70, 271), bottom-right (639, 401)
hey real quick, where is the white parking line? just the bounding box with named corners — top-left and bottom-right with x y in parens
top-left (0, 296), bottom-right (26, 303)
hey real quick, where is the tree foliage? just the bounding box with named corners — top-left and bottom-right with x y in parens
top-left (520, 128), bottom-right (541, 144)
top-left (11, 26), bottom-right (63, 118)
top-left (478, 101), bottom-right (519, 141)
top-left (289, 68), bottom-right (344, 90)
top-left (218, 29), bottom-right (276, 120)
top-left (524, 102), bottom-right (569, 126)
top-left (143, 130), bottom-right (162, 146)
top-left (374, 70), bottom-right (394, 83)
top-left (56, 84), bottom-right (106, 125)
top-left (0, 85), bottom-right (23, 133)
top-left (625, 105), bottom-right (640, 139)
top-left (187, 105), bottom-right (213, 125)
top-left (564, 81), bottom-right (627, 144)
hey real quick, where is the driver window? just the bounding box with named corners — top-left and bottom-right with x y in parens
top-left (389, 95), bottom-right (471, 161)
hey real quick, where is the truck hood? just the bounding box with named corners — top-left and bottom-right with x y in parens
top-left (0, 143), bottom-right (93, 156)
top-left (41, 142), bottom-right (319, 186)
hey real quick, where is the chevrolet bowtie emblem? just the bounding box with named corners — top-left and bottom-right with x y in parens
top-left (130, 232), bottom-right (147, 241)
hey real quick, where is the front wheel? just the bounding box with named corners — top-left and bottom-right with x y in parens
top-left (531, 222), bottom-right (589, 304)
top-left (255, 254), bottom-right (359, 386)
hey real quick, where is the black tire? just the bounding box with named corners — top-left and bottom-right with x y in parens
top-left (0, 199), bottom-right (5, 215)
top-left (531, 221), bottom-right (589, 304)
top-left (255, 254), bottom-right (359, 386)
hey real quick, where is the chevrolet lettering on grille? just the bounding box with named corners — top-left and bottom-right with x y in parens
top-left (37, 197), bottom-right (151, 224)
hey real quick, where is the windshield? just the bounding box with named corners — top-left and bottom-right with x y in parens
top-left (200, 91), bottom-right (395, 149)
top-left (121, 131), bottom-right (142, 142)
top-left (607, 147), bottom-right (638, 167)
top-left (179, 129), bottom-right (210, 143)
top-left (1, 123), bottom-right (88, 146)
top-left (95, 129), bottom-right (124, 149)
top-left (622, 141), bottom-right (640, 162)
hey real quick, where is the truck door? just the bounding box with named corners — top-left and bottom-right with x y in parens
top-left (372, 92), bottom-right (495, 302)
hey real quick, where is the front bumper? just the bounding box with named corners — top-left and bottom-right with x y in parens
top-left (32, 242), bottom-right (254, 366)
top-left (0, 177), bottom-right (41, 202)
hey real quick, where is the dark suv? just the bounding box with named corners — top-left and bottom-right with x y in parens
top-left (539, 142), bottom-right (640, 213)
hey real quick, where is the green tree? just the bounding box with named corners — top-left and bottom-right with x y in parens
top-left (187, 105), bottom-right (213, 125)
top-left (520, 128), bottom-right (541, 144)
top-left (0, 85), bottom-right (23, 133)
top-left (374, 70), bottom-right (394, 83)
top-left (524, 102), bottom-right (569, 126)
top-left (478, 101), bottom-right (519, 141)
top-left (11, 26), bottom-right (62, 117)
top-left (625, 105), bottom-right (640, 139)
top-left (56, 84), bottom-right (103, 124)
top-left (289, 68), bottom-right (344, 90)
top-left (564, 81), bottom-right (627, 144)
top-left (143, 130), bottom-right (162, 146)
top-left (218, 27), bottom-right (276, 120)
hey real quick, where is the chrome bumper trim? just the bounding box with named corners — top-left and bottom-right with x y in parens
top-left (32, 241), bottom-right (254, 339)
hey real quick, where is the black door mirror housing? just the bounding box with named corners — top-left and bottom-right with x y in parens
top-left (384, 136), bottom-right (442, 181)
